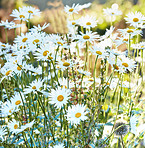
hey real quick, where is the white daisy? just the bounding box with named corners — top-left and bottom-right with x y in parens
top-left (66, 104), bottom-right (88, 125)
top-left (0, 126), bottom-right (7, 142)
top-left (48, 87), bottom-right (71, 108)
top-left (23, 79), bottom-right (43, 94)
top-left (64, 3), bottom-right (81, 15)
top-left (29, 23), bottom-right (50, 32)
top-left (124, 11), bottom-right (145, 27)
top-left (7, 119), bottom-right (24, 134)
top-left (77, 31), bottom-right (99, 43)
top-left (78, 15), bottom-right (98, 29)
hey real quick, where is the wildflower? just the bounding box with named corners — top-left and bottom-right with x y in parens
top-left (49, 87), bottom-right (71, 108)
top-left (78, 15), bottom-right (98, 29)
top-left (10, 7), bottom-right (29, 21)
top-left (64, 3), bottom-right (81, 15)
top-left (77, 31), bottom-right (99, 43)
top-left (90, 44), bottom-right (108, 59)
top-left (66, 104), bottom-right (88, 125)
top-left (102, 125), bottom-right (113, 138)
top-left (22, 6), bottom-right (41, 19)
top-left (21, 120), bottom-right (35, 130)
top-left (103, 3), bottom-right (122, 16)
top-left (7, 119), bottom-right (23, 134)
top-left (114, 120), bottom-right (128, 136)
top-left (23, 79), bottom-right (43, 94)
top-left (29, 23), bottom-right (50, 32)
top-left (125, 11), bottom-right (145, 27)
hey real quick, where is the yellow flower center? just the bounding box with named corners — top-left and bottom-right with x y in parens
top-left (61, 85), bottom-right (67, 89)
top-left (112, 12), bottom-right (115, 15)
top-left (88, 78), bottom-right (94, 82)
top-left (72, 22), bottom-right (76, 25)
top-left (11, 53), bottom-right (17, 56)
top-left (57, 95), bottom-right (64, 102)
top-left (15, 100), bottom-right (21, 105)
top-left (13, 60), bottom-right (17, 64)
top-left (9, 110), bottom-right (12, 113)
top-left (133, 18), bottom-right (139, 22)
top-left (113, 64), bottom-right (119, 70)
top-left (28, 10), bottom-right (33, 14)
top-left (6, 70), bottom-right (12, 76)
top-left (57, 41), bottom-right (63, 46)
top-left (63, 62), bottom-right (70, 67)
top-left (122, 63), bottom-right (129, 67)
top-left (14, 124), bottom-right (18, 129)
top-left (75, 112), bottom-right (81, 118)
top-left (33, 39), bottom-right (40, 44)
top-left (96, 51), bottom-right (102, 55)
top-left (43, 50), bottom-right (49, 56)
top-left (69, 8), bottom-right (74, 12)
top-left (19, 15), bottom-right (25, 18)
top-left (20, 45), bottom-right (26, 49)
top-left (86, 22), bottom-right (91, 25)
top-left (17, 65), bottom-right (22, 71)
top-left (1, 44), bottom-right (6, 47)
top-left (83, 35), bottom-right (90, 39)
top-left (22, 38), bottom-right (28, 42)
top-left (123, 38), bottom-right (128, 42)
top-left (32, 86), bottom-right (36, 89)
top-left (127, 29), bottom-right (133, 33)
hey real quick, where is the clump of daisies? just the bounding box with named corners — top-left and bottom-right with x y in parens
top-left (0, 2), bottom-right (145, 148)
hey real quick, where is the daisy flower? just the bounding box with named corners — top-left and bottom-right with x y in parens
top-left (29, 23), bottom-right (50, 32)
top-left (6, 22), bottom-right (24, 30)
top-left (7, 119), bottom-right (24, 134)
top-left (34, 44), bottom-right (53, 61)
top-left (103, 3), bottom-right (122, 16)
top-left (77, 31), bottom-right (99, 43)
top-left (124, 11), bottom-right (145, 27)
top-left (118, 28), bottom-right (142, 38)
top-left (23, 79), bottom-right (43, 94)
top-left (131, 42), bottom-right (145, 50)
top-left (99, 26), bottom-right (115, 41)
top-left (57, 59), bottom-right (74, 71)
top-left (10, 92), bottom-right (25, 107)
top-left (10, 7), bottom-right (29, 21)
top-left (14, 33), bottom-right (30, 47)
top-left (78, 15), bottom-right (98, 29)
top-left (0, 100), bottom-right (20, 117)
top-left (0, 20), bottom-right (14, 28)
top-left (90, 44), bottom-right (108, 59)
top-left (23, 6), bottom-right (41, 19)
top-left (48, 87), bottom-right (71, 108)
top-left (119, 55), bottom-right (136, 72)
top-left (64, 3), bottom-right (81, 15)
top-left (66, 104), bottom-right (88, 125)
